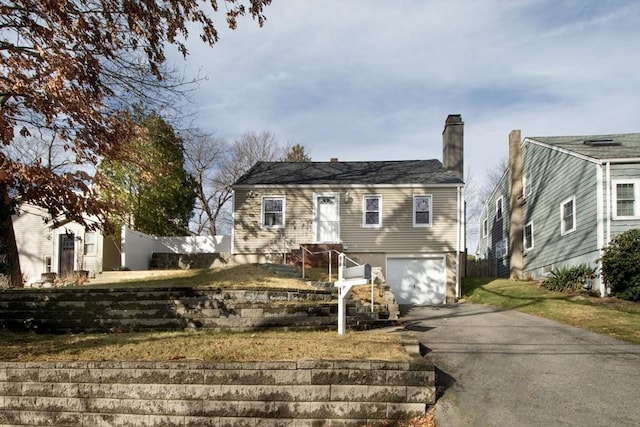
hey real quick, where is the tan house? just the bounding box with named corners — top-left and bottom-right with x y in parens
top-left (231, 115), bottom-right (465, 304)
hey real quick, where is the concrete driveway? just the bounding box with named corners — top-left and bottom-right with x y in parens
top-left (399, 303), bottom-right (640, 427)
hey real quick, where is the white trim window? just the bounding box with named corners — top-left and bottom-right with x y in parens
top-left (524, 222), bottom-right (534, 251)
top-left (495, 238), bottom-right (508, 259)
top-left (413, 195), bottom-right (432, 227)
top-left (523, 174), bottom-right (532, 199)
top-left (84, 231), bottom-right (97, 255)
top-left (560, 196), bottom-right (576, 235)
top-left (482, 218), bottom-right (488, 238)
top-left (262, 196), bottom-right (285, 228)
top-left (496, 196), bottom-right (503, 220)
top-left (612, 179), bottom-right (640, 219)
top-left (363, 195), bottom-right (382, 227)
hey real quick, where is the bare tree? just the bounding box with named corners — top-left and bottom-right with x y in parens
top-left (183, 130), bottom-right (230, 235)
top-left (184, 130), bottom-right (291, 236)
top-left (0, 0), bottom-right (271, 286)
top-left (465, 157), bottom-right (509, 253)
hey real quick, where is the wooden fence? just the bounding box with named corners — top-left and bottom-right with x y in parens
top-left (465, 258), bottom-right (497, 278)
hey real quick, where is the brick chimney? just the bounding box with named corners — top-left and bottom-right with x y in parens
top-left (509, 129), bottom-right (523, 280)
top-left (442, 114), bottom-right (464, 181)
top-left (330, 158), bottom-right (339, 163)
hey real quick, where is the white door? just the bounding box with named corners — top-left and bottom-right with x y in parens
top-left (386, 257), bottom-right (446, 304)
top-left (315, 194), bottom-right (340, 242)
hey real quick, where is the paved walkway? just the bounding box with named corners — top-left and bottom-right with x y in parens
top-left (399, 304), bottom-right (640, 427)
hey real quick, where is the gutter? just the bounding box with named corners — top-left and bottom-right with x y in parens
top-left (455, 185), bottom-right (462, 300)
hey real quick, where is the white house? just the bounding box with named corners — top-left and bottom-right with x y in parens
top-left (12, 204), bottom-right (120, 285)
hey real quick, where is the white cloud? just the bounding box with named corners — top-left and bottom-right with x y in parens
top-left (166, 0), bottom-right (640, 249)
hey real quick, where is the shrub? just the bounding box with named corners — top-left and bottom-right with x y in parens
top-left (601, 229), bottom-right (640, 301)
top-left (542, 264), bottom-right (596, 293)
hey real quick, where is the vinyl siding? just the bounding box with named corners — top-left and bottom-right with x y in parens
top-left (12, 205), bottom-right (52, 284)
top-left (475, 170), bottom-right (511, 276)
top-left (12, 204), bottom-right (105, 284)
top-left (233, 185), bottom-right (461, 255)
top-left (521, 141), bottom-right (599, 273)
top-left (608, 162), bottom-right (640, 239)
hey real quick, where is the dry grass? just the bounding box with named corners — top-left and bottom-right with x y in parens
top-left (81, 264), bottom-right (317, 290)
top-left (0, 329), bottom-right (408, 363)
top-left (2, 264), bottom-right (409, 362)
top-left (463, 278), bottom-right (640, 343)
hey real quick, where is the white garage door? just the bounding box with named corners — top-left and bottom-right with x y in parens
top-left (386, 256), bottom-right (446, 305)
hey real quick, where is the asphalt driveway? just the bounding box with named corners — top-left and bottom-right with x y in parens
top-left (399, 303), bottom-right (640, 427)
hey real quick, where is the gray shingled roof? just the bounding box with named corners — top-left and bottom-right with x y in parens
top-left (528, 133), bottom-right (640, 159)
top-left (233, 160), bottom-right (463, 186)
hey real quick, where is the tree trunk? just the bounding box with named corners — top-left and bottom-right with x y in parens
top-left (0, 185), bottom-right (22, 287)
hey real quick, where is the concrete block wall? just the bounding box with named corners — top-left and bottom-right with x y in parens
top-left (0, 287), bottom-right (344, 334)
top-left (0, 358), bottom-right (435, 426)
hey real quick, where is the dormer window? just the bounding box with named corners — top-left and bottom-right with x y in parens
top-left (583, 139), bottom-right (620, 146)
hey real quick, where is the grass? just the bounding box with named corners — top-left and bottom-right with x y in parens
top-left (0, 264), bottom-right (405, 362)
top-left (0, 329), bottom-right (408, 362)
top-left (79, 264), bottom-right (318, 290)
top-left (463, 277), bottom-right (640, 344)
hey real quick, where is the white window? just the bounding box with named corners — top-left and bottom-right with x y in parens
top-left (496, 197), bottom-right (503, 220)
top-left (495, 238), bottom-right (508, 259)
top-left (413, 195), bottom-right (432, 227)
top-left (524, 222), bottom-right (534, 250)
top-left (560, 196), bottom-right (576, 235)
top-left (84, 231), bottom-right (97, 255)
top-left (612, 180), bottom-right (640, 219)
top-left (523, 174), bottom-right (532, 199)
top-left (363, 195), bottom-right (382, 227)
top-left (482, 218), bottom-right (488, 238)
top-left (262, 196), bottom-right (285, 227)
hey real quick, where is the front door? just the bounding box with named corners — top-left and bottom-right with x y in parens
top-left (59, 234), bottom-right (75, 278)
top-left (315, 194), bottom-right (340, 243)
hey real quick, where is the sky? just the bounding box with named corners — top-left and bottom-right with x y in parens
top-left (168, 0), bottom-right (640, 249)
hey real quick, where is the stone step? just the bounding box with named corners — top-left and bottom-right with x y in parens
top-left (261, 263), bottom-right (302, 278)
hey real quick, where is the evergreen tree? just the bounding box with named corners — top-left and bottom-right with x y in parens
top-left (100, 114), bottom-right (196, 236)
top-left (284, 144), bottom-right (312, 162)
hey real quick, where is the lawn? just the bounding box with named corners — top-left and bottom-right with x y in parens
top-left (463, 277), bottom-right (640, 344)
top-left (0, 329), bottom-right (408, 362)
top-left (0, 264), bottom-right (403, 362)
top-left (80, 264), bottom-right (319, 290)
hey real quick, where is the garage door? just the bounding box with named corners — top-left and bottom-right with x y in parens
top-left (386, 256), bottom-right (446, 305)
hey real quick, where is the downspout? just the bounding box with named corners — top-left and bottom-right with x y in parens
top-left (455, 185), bottom-right (461, 300)
top-left (231, 190), bottom-right (235, 255)
top-left (605, 162), bottom-right (611, 245)
top-left (604, 162), bottom-right (612, 297)
top-left (596, 162), bottom-right (605, 297)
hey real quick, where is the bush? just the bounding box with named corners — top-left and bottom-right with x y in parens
top-left (542, 264), bottom-right (596, 293)
top-left (601, 229), bottom-right (640, 301)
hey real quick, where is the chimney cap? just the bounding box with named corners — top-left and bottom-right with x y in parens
top-left (445, 114), bottom-right (463, 124)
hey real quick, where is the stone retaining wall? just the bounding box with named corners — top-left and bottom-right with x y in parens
top-left (0, 358), bottom-right (435, 426)
top-left (0, 287), bottom-right (347, 333)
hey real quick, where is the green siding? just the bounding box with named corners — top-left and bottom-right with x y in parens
top-left (609, 162), bottom-right (640, 238)
top-left (521, 142), bottom-right (599, 273)
top-left (476, 170), bottom-right (510, 269)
